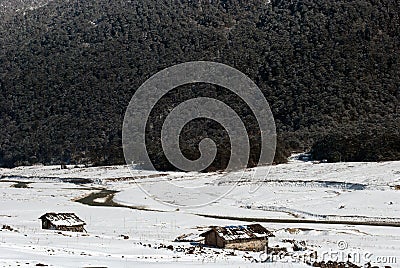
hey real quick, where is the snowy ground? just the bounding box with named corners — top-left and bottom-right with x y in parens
top-left (0, 157), bottom-right (399, 267)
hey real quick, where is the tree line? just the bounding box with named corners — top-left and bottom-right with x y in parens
top-left (0, 0), bottom-right (399, 169)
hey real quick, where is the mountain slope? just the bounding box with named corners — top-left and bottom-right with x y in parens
top-left (0, 0), bottom-right (399, 168)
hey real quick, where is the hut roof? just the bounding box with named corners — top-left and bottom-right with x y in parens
top-left (200, 224), bottom-right (274, 241)
top-left (39, 213), bottom-right (86, 227)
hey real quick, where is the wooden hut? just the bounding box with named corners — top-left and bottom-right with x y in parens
top-left (39, 213), bottom-right (86, 232)
top-left (200, 224), bottom-right (274, 251)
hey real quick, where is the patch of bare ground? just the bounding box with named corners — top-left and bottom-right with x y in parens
top-left (74, 189), bottom-right (163, 212)
top-left (2, 224), bottom-right (17, 232)
top-left (308, 261), bottom-right (362, 267)
top-left (105, 173), bottom-right (168, 182)
top-left (285, 228), bottom-right (313, 234)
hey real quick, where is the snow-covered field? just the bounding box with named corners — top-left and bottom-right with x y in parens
top-left (0, 157), bottom-right (399, 267)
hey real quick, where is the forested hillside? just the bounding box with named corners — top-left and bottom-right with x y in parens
top-left (0, 0), bottom-right (399, 169)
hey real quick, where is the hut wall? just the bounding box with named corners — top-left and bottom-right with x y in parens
top-left (204, 232), bottom-right (218, 247)
top-left (203, 230), bottom-right (270, 251)
top-left (225, 239), bottom-right (268, 251)
top-left (204, 231), bottom-right (225, 248)
top-left (41, 220), bottom-right (50, 229)
top-left (41, 220), bottom-right (85, 232)
top-left (216, 235), bottom-right (225, 248)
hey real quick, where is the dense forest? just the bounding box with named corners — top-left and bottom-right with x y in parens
top-left (0, 0), bottom-right (399, 169)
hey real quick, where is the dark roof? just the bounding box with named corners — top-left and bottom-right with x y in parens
top-left (200, 224), bottom-right (274, 241)
top-left (39, 213), bottom-right (86, 227)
